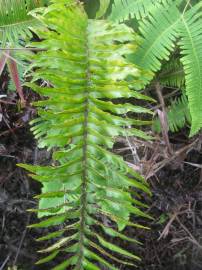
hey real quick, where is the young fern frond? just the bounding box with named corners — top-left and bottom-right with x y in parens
top-left (0, 0), bottom-right (47, 45)
top-left (179, 3), bottom-right (202, 135)
top-left (19, 0), bottom-right (152, 269)
top-left (153, 94), bottom-right (191, 133)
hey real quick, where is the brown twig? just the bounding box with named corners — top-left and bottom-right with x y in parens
top-left (176, 216), bottom-right (202, 250)
top-left (13, 214), bottom-right (31, 266)
top-left (0, 99), bottom-right (16, 105)
top-left (0, 125), bottom-right (24, 137)
top-left (158, 212), bottom-right (178, 240)
top-left (0, 254), bottom-right (10, 270)
top-left (155, 82), bottom-right (173, 155)
top-left (152, 138), bottom-right (199, 174)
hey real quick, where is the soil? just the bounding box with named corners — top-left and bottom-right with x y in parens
top-left (0, 84), bottom-right (202, 270)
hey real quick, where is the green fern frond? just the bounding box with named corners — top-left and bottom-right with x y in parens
top-left (129, 2), bottom-right (181, 79)
top-left (19, 0), bottom-right (152, 269)
top-left (110, 1), bottom-right (202, 134)
top-left (153, 94), bottom-right (191, 133)
top-left (109, 0), bottom-right (156, 22)
top-left (0, 0), bottom-right (47, 45)
top-left (178, 3), bottom-right (202, 135)
top-left (158, 57), bottom-right (185, 88)
top-left (109, 0), bottom-right (171, 22)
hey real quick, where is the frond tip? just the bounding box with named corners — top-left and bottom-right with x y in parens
top-left (19, 0), bottom-right (152, 269)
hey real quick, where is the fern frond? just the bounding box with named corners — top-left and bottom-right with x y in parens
top-left (110, 1), bottom-right (202, 134)
top-left (0, 0), bottom-right (47, 45)
top-left (109, 0), bottom-right (171, 23)
top-left (158, 57), bottom-right (185, 88)
top-left (153, 94), bottom-right (191, 133)
top-left (129, 2), bottom-right (181, 80)
top-left (109, 0), bottom-right (156, 22)
top-left (178, 3), bottom-right (202, 135)
top-left (19, 0), bottom-right (152, 269)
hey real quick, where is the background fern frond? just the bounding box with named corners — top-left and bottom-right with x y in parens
top-left (129, 2), bottom-right (181, 80)
top-left (178, 3), bottom-right (202, 135)
top-left (110, 1), bottom-right (202, 135)
top-left (109, 0), bottom-right (171, 22)
top-left (158, 57), bottom-right (185, 88)
top-left (153, 94), bottom-right (191, 133)
top-left (0, 0), bottom-right (47, 45)
top-left (109, 0), bottom-right (156, 22)
top-left (19, 0), bottom-right (152, 268)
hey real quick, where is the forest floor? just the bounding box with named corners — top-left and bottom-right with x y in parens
top-left (0, 82), bottom-right (202, 270)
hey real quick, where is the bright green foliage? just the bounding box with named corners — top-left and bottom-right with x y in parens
top-left (109, 0), bottom-right (202, 135)
top-left (0, 0), bottom-right (47, 45)
top-left (129, 2), bottom-right (181, 76)
top-left (178, 3), bottom-right (202, 135)
top-left (153, 94), bottom-right (191, 133)
top-left (19, 0), bottom-right (152, 269)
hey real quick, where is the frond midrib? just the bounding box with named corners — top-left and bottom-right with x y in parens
top-left (76, 22), bottom-right (91, 269)
top-left (159, 69), bottom-right (184, 79)
top-left (0, 18), bottom-right (36, 29)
